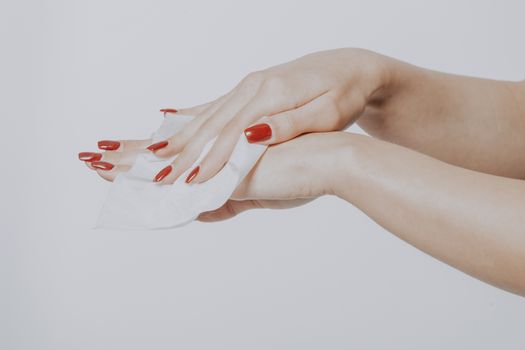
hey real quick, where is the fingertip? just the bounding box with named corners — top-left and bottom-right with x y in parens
top-left (146, 140), bottom-right (169, 152)
top-left (160, 108), bottom-right (178, 114)
top-left (154, 163), bottom-right (185, 185)
top-left (98, 140), bottom-right (121, 151)
top-left (196, 207), bottom-right (229, 222)
top-left (153, 165), bottom-right (173, 183)
top-left (189, 163), bottom-right (208, 184)
top-left (78, 152), bottom-right (102, 162)
top-left (91, 161), bottom-right (115, 171)
top-left (93, 163), bottom-right (130, 182)
top-left (196, 212), bottom-right (216, 222)
top-left (185, 166), bottom-right (200, 184)
top-left (151, 138), bottom-right (185, 158)
top-left (244, 123), bottom-right (272, 144)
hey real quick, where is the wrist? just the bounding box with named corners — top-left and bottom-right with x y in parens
top-left (361, 52), bottom-right (407, 107)
top-left (321, 132), bottom-right (369, 200)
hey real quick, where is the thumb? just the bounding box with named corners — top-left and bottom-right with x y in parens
top-left (197, 200), bottom-right (261, 222)
top-left (197, 199), bottom-right (314, 222)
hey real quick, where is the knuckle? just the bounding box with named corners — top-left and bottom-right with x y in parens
top-left (224, 201), bottom-right (238, 217)
top-left (323, 97), bottom-right (346, 128)
top-left (324, 95), bottom-right (340, 112)
top-left (280, 113), bottom-right (298, 135)
top-left (240, 71), bottom-right (265, 90)
top-left (259, 75), bottom-right (286, 94)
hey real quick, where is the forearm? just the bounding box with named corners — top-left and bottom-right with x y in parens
top-left (334, 133), bottom-right (525, 296)
top-left (359, 58), bottom-right (525, 178)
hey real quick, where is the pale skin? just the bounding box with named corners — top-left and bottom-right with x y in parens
top-left (79, 49), bottom-right (525, 296)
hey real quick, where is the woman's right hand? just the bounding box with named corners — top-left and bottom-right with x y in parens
top-left (150, 48), bottom-right (395, 185)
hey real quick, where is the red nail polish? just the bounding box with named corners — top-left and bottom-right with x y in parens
top-left (160, 108), bottom-right (178, 114)
top-left (185, 166), bottom-right (200, 184)
top-left (98, 140), bottom-right (120, 151)
top-left (147, 140), bottom-right (169, 152)
top-left (154, 165), bottom-right (172, 182)
top-left (244, 123), bottom-right (272, 143)
top-left (91, 161), bottom-right (114, 171)
top-left (78, 152), bottom-right (102, 162)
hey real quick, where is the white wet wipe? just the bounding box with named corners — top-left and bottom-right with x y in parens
top-left (96, 114), bottom-right (267, 230)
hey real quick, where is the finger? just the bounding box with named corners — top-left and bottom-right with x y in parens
top-left (90, 161), bottom-right (131, 182)
top-left (159, 108), bottom-right (179, 115)
top-left (150, 73), bottom-right (265, 163)
top-left (80, 150), bottom-right (141, 170)
top-left (151, 90), bottom-right (236, 158)
top-left (154, 87), bottom-right (261, 184)
top-left (190, 92), bottom-right (278, 184)
top-left (97, 139), bottom-right (152, 152)
top-left (197, 200), bottom-right (261, 222)
top-left (102, 149), bottom-right (145, 166)
top-left (244, 93), bottom-right (345, 145)
top-left (79, 140), bottom-right (149, 169)
top-left (176, 90), bottom-right (233, 116)
top-left (197, 198), bottom-right (313, 222)
top-left (153, 120), bottom-right (221, 184)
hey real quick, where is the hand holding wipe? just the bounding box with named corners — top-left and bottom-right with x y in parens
top-left (96, 114), bottom-right (267, 230)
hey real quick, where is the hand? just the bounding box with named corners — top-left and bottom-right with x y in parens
top-left (78, 131), bottom-right (351, 220)
top-left (198, 132), bottom-right (352, 222)
top-left (147, 48), bottom-right (393, 185)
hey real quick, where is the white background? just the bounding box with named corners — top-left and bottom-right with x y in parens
top-left (1, 0), bottom-right (524, 349)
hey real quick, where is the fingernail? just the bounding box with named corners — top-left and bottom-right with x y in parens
top-left (78, 152), bottom-right (102, 162)
top-left (91, 161), bottom-right (114, 171)
top-left (185, 166), bottom-right (200, 184)
top-left (244, 123), bottom-right (272, 143)
top-left (154, 165), bottom-right (172, 182)
top-left (160, 108), bottom-right (178, 114)
top-left (147, 140), bottom-right (169, 152)
top-left (97, 140), bottom-right (120, 151)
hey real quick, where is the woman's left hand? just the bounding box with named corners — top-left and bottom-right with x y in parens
top-left (79, 131), bottom-right (351, 220)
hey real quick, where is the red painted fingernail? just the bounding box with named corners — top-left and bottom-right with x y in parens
top-left (154, 165), bottom-right (172, 182)
top-left (244, 123), bottom-right (272, 143)
top-left (97, 140), bottom-right (120, 151)
top-left (91, 161), bottom-right (114, 171)
top-left (185, 166), bottom-right (200, 184)
top-left (78, 152), bottom-right (102, 162)
top-left (160, 108), bottom-right (178, 114)
top-left (147, 140), bottom-right (169, 152)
